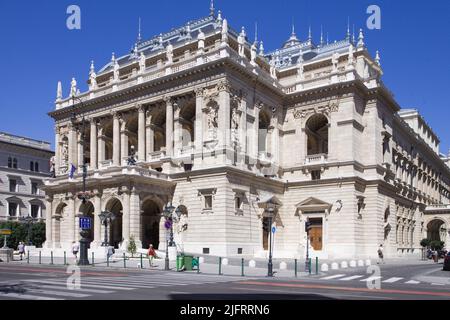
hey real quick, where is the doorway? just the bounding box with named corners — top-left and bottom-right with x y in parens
top-left (309, 218), bottom-right (323, 251)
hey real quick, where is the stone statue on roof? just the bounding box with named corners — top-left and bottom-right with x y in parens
top-left (166, 43), bottom-right (174, 64)
top-left (238, 27), bottom-right (246, 58)
top-left (70, 78), bottom-right (77, 97)
top-left (139, 52), bottom-right (146, 73)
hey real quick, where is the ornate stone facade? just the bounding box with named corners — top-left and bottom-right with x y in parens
top-left (43, 9), bottom-right (450, 259)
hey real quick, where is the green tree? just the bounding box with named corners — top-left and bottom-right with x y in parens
top-left (420, 238), bottom-right (431, 248)
top-left (430, 240), bottom-right (445, 251)
top-left (127, 236), bottom-right (137, 258)
top-left (0, 221), bottom-right (46, 249)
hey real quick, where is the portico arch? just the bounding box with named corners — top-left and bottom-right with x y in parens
top-left (104, 197), bottom-right (123, 248)
top-left (54, 202), bottom-right (67, 245)
top-left (305, 114), bottom-right (329, 156)
top-left (141, 196), bottom-right (164, 250)
top-left (426, 218), bottom-right (448, 243)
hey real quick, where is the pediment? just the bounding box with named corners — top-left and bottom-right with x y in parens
top-left (295, 197), bottom-right (332, 212)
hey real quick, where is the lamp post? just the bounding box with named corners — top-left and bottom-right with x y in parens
top-left (127, 145), bottom-right (137, 166)
top-left (162, 203), bottom-right (183, 271)
top-left (265, 203), bottom-right (276, 277)
top-left (99, 211), bottom-right (117, 247)
top-left (19, 215), bottom-right (37, 246)
top-left (71, 95), bottom-right (92, 266)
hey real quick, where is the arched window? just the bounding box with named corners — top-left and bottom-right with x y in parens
top-left (35, 162), bottom-right (39, 172)
top-left (8, 157), bottom-right (12, 168)
top-left (258, 112), bottom-right (270, 153)
top-left (30, 161), bottom-right (34, 171)
top-left (12, 158), bottom-right (18, 169)
top-left (306, 114), bottom-right (329, 156)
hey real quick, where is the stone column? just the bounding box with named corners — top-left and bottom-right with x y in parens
top-left (239, 96), bottom-right (248, 156)
top-left (68, 197), bottom-right (76, 245)
top-left (254, 106), bottom-right (261, 160)
top-left (194, 88), bottom-right (204, 153)
top-left (173, 104), bottom-right (182, 156)
top-left (68, 123), bottom-right (77, 167)
top-left (113, 112), bottom-right (121, 166)
top-left (146, 113), bottom-right (154, 161)
top-left (77, 131), bottom-right (83, 168)
top-left (218, 81), bottom-right (231, 149)
top-left (55, 127), bottom-right (60, 175)
top-left (90, 119), bottom-right (98, 170)
top-left (165, 97), bottom-right (174, 156)
top-left (93, 193), bottom-right (102, 247)
top-left (122, 190), bottom-right (130, 243)
top-left (129, 187), bottom-right (142, 248)
top-left (138, 105), bottom-right (146, 162)
top-left (270, 112), bottom-right (279, 163)
top-left (120, 128), bottom-right (129, 163)
top-left (44, 196), bottom-right (53, 248)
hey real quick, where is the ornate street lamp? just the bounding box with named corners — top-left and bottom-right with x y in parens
top-left (127, 145), bottom-right (137, 166)
top-left (162, 202), bottom-right (176, 270)
top-left (99, 211), bottom-right (117, 247)
top-left (265, 203), bottom-right (276, 277)
top-left (19, 215), bottom-right (37, 246)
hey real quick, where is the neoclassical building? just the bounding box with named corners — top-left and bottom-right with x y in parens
top-left (42, 6), bottom-right (450, 259)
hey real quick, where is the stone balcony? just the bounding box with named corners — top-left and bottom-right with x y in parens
top-left (304, 153), bottom-right (328, 165)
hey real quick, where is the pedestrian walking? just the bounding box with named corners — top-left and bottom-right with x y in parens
top-left (107, 246), bottom-right (115, 260)
top-left (377, 244), bottom-right (385, 264)
top-left (17, 242), bottom-right (25, 261)
top-left (72, 241), bottom-right (79, 262)
top-left (148, 244), bottom-right (157, 267)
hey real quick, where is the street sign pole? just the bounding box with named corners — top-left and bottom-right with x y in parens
top-left (3, 235), bottom-right (7, 249)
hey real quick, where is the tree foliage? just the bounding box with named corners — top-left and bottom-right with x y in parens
top-left (127, 236), bottom-right (137, 258)
top-left (0, 221), bottom-right (46, 249)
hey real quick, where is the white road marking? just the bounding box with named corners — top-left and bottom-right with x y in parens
top-left (382, 277), bottom-right (403, 283)
top-left (405, 280), bottom-right (420, 285)
top-left (37, 285), bottom-right (113, 294)
top-left (360, 276), bottom-right (382, 282)
top-left (320, 274), bottom-right (346, 280)
top-left (339, 275), bottom-right (365, 281)
top-left (25, 288), bottom-right (90, 298)
top-left (24, 279), bottom-right (135, 290)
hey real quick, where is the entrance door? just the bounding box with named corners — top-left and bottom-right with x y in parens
top-left (309, 218), bottom-right (323, 251)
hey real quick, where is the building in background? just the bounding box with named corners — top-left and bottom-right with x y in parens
top-left (42, 5), bottom-right (450, 259)
top-left (0, 132), bottom-right (54, 222)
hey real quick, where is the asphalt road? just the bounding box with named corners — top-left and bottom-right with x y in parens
top-left (0, 262), bottom-right (449, 300)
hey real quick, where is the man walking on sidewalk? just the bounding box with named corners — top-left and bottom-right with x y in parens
top-left (17, 242), bottom-right (25, 261)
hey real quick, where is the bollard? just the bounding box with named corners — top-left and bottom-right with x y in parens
top-left (241, 258), bottom-right (245, 277)
top-left (295, 259), bottom-right (298, 278)
top-left (123, 253), bottom-right (126, 269)
top-left (197, 257), bottom-right (200, 274)
top-left (316, 257), bottom-right (319, 275)
top-left (50, 251), bottom-right (54, 265)
top-left (27, 251), bottom-right (30, 264)
top-left (219, 257), bottom-right (222, 275)
top-left (64, 251), bottom-right (67, 265)
top-left (39, 251), bottom-right (41, 265)
top-left (309, 258), bottom-right (312, 274)
top-left (92, 252), bottom-right (95, 266)
top-left (140, 254), bottom-right (143, 269)
top-left (107, 254), bottom-right (110, 267)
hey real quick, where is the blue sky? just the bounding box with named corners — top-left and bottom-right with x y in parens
top-left (0, 0), bottom-right (449, 153)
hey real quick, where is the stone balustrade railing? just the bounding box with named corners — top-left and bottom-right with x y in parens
top-left (305, 153), bottom-right (328, 165)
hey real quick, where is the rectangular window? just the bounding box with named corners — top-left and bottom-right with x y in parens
top-left (9, 179), bottom-right (17, 193)
top-left (31, 205), bottom-right (40, 218)
top-left (8, 203), bottom-right (18, 217)
top-left (311, 170), bottom-right (321, 181)
top-left (235, 196), bottom-right (242, 210)
top-left (31, 182), bottom-right (38, 195)
top-left (204, 195), bottom-right (213, 210)
top-left (203, 248), bottom-right (210, 254)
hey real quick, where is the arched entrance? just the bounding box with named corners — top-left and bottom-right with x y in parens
top-left (54, 202), bottom-right (67, 245)
top-left (79, 201), bottom-right (95, 245)
top-left (427, 219), bottom-right (447, 242)
top-left (105, 198), bottom-right (123, 249)
top-left (141, 199), bottom-right (162, 250)
top-left (306, 114), bottom-right (329, 156)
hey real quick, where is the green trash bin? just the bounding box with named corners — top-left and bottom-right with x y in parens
top-left (192, 257), bottom-right (199, 270)
top-left (184, 256), bottom-right (193, 271)
top-left (176, 255), bottom-right (185, 271)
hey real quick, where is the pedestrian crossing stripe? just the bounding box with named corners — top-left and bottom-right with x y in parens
top-left (339, 275), bottom-right (364, 281)
top-left (320, 274), bottom-right (346, 280)
top-left (319, 274), bottom-right (424, 285)
top-left (382, 277), bottom-right (403, 283)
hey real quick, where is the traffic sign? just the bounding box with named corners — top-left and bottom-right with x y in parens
top-left (79, 217), bottom-right (92, 230)
top-left (272, 226), bottom-right (276, 234)
top-left (164, 220), bottom-right (172, 230)
top-left (0, 229), bottom-right (12, 236)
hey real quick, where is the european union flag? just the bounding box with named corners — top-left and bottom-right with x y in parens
top-left (69, 164), bottom-right (76, 179)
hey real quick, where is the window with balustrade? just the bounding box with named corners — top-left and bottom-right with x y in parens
top-left (306, 114), bottom-right (328, 156)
